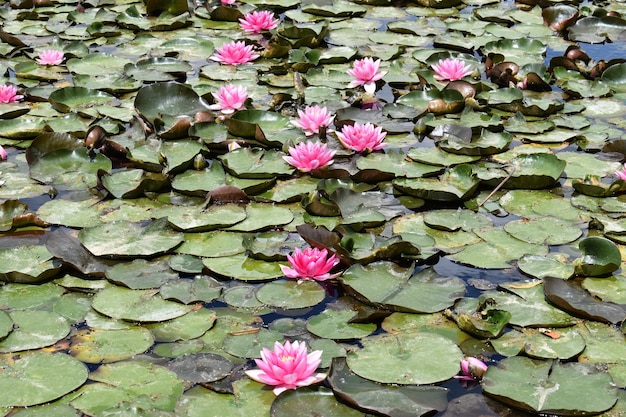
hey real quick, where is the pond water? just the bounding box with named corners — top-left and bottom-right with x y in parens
top-left (1, 0), bottom-right (626, 416)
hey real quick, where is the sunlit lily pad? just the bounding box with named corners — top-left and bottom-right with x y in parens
top-left (340, 263), bottom-right (465, 313)
top-left (69, 327), bottom-right (154, 363)
top-left (393, 164), bottom-right (480, 202)
top-left (307, 305), bottom-right (376, 341)
top-left (84, 360), bottom-right (183, 412)
top-left (174, 381), bottom-right (274, 417)
top-left (503, 216), bottom-right (581, 245)
top-left (575, 236), bottom-right (621, 277)
top-left (166, 203), bottom-right (247, 232)
top-left (29, 149), bottom-right (112, 190)
top-left (346, 332), bottom-right (462, 384)
top-left (220, 148), bottom-right (293, 178)
top-left (482, 356), bottom-right (617, 415)
top-left (168, 353), bottom-right (233, 383)
top-left (438, 129), bottom-right (512, 156)
top-left (491, 327), bottom-right (586, 359)
top-left (78, 218), bottom-right (184, 257)
top-left (0, 245), bottom-right (61, 284)
top-left (105, 258), bottom-right (178, 289)
top-left (272, 387), bottom-right (364, 417)
top-left (92, 286), bottom-right (193, 322)
top-left (328, 357), bottom-right (448, 416)
top-left (0, 310), bottom-right (69, 353)
top-left (0, 352), bottom-right (88, 407)
top-left (48, 87), bottom-right (117, 114)
top-left (255, 280), bottom-right (326, 309)
top-left (449, 227), bottom-right (548, 269)
top-left (160, 275), bottom-right (223, 305)
top-left (202, 254), bottom-right (284, 281)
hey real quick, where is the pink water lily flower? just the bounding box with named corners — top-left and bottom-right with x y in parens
top-left (281, 247), bottom-right (340, 281)
top-left (0, 84), bottom-right (23, 103)
top-left (0, 145), bottom-right (7, 161)
top-left (283, 141), bottom-right (336, 172)
top-left (617, 164), bottom-right (626, 181)
top-left (291, 105), bottom-right (334, 137)
top-left (210, 84), bottom-right (248, 114)
top-left (432, 58), bottom-right (473, 82)
top-left (454, 357), bottom-right (488, 381)
top-left (210, 41), bottom-right (259, 65)
top-left (336, 122), bottom-right (387, 153)
top-left (36, 49), bottom-right (64, 65)
top-left (347, 57), bottom-right (386, 94)
top-left (245, 340), bottom-right (327, 395)
top-left (221, 0), bottom-right (236, 5)
top-left (239, 10), bottom-right (279, 34)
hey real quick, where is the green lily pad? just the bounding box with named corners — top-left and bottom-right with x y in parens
top-left (160, 275), bottom-right (223, 304)
top-left (176, 231), bottom-right (245, 258)
top-left (575, 236), bottom-right (621, 277)
top-left (29, 149), bottom-right (112, 190)
top-left (340, 263), bottom-right (465, 313)
top-left (174, 381), bottom-right (274, 417)
top-left (423, 209), bottom-right (492, 231)
top-left (0, 310), bottom-right (69, 353)
top-left (166, 203), bottom-right (247, 232)
top-left (86, 361), bottom-right (183, 411)
top-left (488, 281), bottom-right (575, 327)
top-left (491, 327), bottom-right (586, 359)
top-left (255, 280), bottom-right (326, 309)
top-left (0, 245), bottom-right (60, 284)
top-left (328, 356), bottom-right (448, 416)
top-left (92, 286), bottom-right (193, 322)
top-left (0, 352), bottom-right (88, 407)
top-left (307, 306), bottom-right (376, 341)
top-left (99, 169), bottom-right (169, 199)
top-left (346, 332), bottom-right (462, 384)
top-left (146, 308), bottom-right (217, 343)
top-left (48, 86), bottom-right (117, 114)
top-left (220, 148), bottom-right (293, 179)
top-left (582, 275), bottom-right (626, 304)
top-left (225, 203), bottom-right (294, 232)
top-left (78, 218), bottom-right (184, 257)
top-left (224, 110), bottom-right (292, 142)
top-left (544, 277), bottom-right (626, 324)
top-left (449, 227), bottom-right (548, 269)
top-left (271, 387), bottom-right (364, 417)
top-left (438, 129), bottom-right (512, 156)
top-left (202, 254), bottom-right (284, 281)
top-left (168, 352), bottom-right (233, 383)
top-left (105, 259), bottom-right (178, 289)
top-left (482, 356), bottom-right (617, 415)
top-left (503, 216), bottom-right (581, 245)
top-left (223, 329), bottom-right (284, 359)
top-left (393, 164), bottom-right (480, 202)
top-left (69, 327), bottom-right (154, 363)
top-left (517, 254), bottom-right (575, 280)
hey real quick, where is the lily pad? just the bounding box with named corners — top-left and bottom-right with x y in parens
top-left (255, 280), bottom-right (326, 310)
top-left (0, 352), bottom-right (88, 407)
top-left (0, 310), bottom-right (70, 353)
top-left (482, 356), bottom-right (617, 415)
top-left (271, 387), bottom-right (365, 417)
top-left (78, 218), bottom-right (184, 257)
top-left (340, 263), bottom-right (465, 313)
top-left (346, 332), bottom-right (462, 384)
top-left (328, 357), bottom-right (449, 417)
top-left (92, 286), bottom-right (193, 322)
top-left (69, 327), bottom-right (154, 363)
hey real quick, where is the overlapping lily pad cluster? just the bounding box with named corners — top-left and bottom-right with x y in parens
top-left (1, 0), bottom-right (626, 415)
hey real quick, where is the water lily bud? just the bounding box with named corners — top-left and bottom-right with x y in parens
top-left (193, 154), bottom-right (207, 170)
